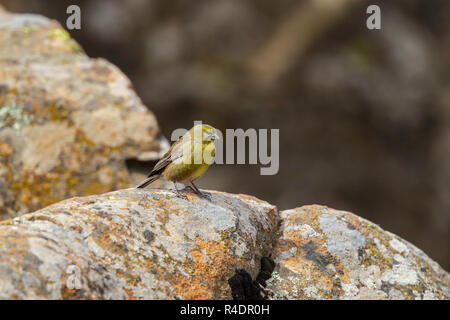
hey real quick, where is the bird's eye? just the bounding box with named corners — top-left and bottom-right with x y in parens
top-left (206, 131), bottom-right (216, 141)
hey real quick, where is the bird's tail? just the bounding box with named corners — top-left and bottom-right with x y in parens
top-left (136, 174), bottom-right (161, 189)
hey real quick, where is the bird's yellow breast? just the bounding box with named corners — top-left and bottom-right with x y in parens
top-left (163, 140), bottom-right (215, 183)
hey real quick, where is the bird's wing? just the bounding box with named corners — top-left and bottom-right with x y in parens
top-left (147, 136), bottom-right (185, 177)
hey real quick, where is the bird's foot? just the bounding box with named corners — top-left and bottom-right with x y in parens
top-left (174, 187), bottom-right (188, 200)
top-left (197, 190), bottom-right (212, 201)
top-left (177, 186), bottom-right (211, 201)
top-left (174, 190), bottom-right (189, 200)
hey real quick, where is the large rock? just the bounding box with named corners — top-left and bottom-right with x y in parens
top-left (0, 190), bottom-right (448, 300)
top-left (0, 189), bottom-right (278, 299)
top-left (266, 205), bottom-right (450, 300)
top-left (0, 8), bottom-right (166, 219)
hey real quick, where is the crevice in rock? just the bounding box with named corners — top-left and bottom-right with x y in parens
top-left (228, 256), bottom-right (275, 300)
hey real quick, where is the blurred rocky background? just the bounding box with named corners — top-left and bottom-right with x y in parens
top-left (0, 6), bottom-right (167, 221)
top-left (0, 0), bottom-right (449, 271)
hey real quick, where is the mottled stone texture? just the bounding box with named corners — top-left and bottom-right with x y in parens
top-left (0, 189), bottom-right (278, 299)
top-left (266, 206), bottom-right (450, 300)
top-left (0, 8), bottom-right (166, 219)
top-left (0, 191), bottom-right (448, 300)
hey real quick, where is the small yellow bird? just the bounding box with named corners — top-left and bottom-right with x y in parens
top-left (136, 124), bottom-right (219, 197)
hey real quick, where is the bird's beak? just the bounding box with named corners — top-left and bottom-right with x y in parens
top-left (211, 131), bottom-right (220, 141)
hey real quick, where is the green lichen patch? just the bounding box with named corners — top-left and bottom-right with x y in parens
top-left (0, 101), bottom-right (33, 131)
top-left (49, 28), bottom-right (82, 53)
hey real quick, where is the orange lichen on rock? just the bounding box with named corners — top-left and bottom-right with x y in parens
top-left (0, 142), bottom-right (13, 157)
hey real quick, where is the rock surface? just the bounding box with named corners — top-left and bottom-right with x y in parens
top-left (0, 189), bottom-right (278, 299)
top-left (0, 8), bottom-right (166, 219)
top-left (266, 205), bottom-right (450, 300)
top-left (0, 190), bottom-right (448, 300)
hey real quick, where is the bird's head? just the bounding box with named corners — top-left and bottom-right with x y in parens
top-left (189, 124), bottom-right (220, 143)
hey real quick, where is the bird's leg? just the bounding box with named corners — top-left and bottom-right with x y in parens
top-left (173, 182), bottom-right (188, 200)
top-left (181, 183), bottom-right (195, 193)
top-left (190, 181), bottom-right (211, 200)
